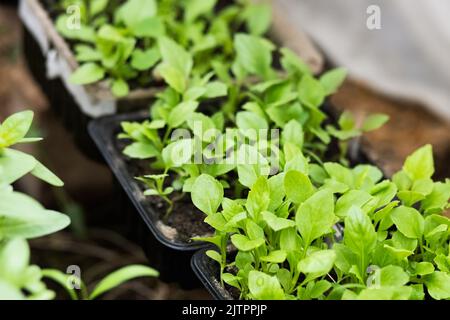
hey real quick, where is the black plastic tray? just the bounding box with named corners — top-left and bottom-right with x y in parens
top-left (88, 111), bottom-right (210, 288)
top-left (22, 26), bottom-right (101, 161)
top-left (191, 249), bottom-right (234, 300)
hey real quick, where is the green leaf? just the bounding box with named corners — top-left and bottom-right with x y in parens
top-left (248, 271), bottom-right (285, 300)
top-left (111, 78), bottom-right (130, 97)
top-left (191, 174), bottom-right (223, 215)
top-left (0, 238), bottom-right (29, 285)
top-left (414, 262), bottom-right (435, 276)
top-left (75, 45), bottom-right (101, 62)
top-left (204, 81), bottom-right (227, 99)
top-left (298, 74), bottom-right (325, 108)
top-left (31, 160), bottom-right (64, 187)
top-left (421, 181), bottom-right (450, 214)
top-left (167, 101), bottom-right (198, 128)
top-left (115, 0), bottom-right (157, 30)
top-left (295, 189), bottom-right (335, 245)
top-left (234, 33), bottom-right (273, 78)
top-left (70, 63), bottom-right (105, 85)
top-left (244, 3), bottom-right (272, 36)
top-left (231, 234), bottom-right (265, 252)
top-left (131, 48), bottom-right (160, 71)
top-left (55, 16), bottom-right (95, 42)
top-left (205, 250), bottom-right (222, 264)
top-left (159, 36), bottom-right (193, 80)
top-left (262, 211), bottom-right (295, 232)
top-left (319, 68), bottom-right (347, 95)
top-left (344, 206), bottom-right (377, 275)
top-left (0, 191), bottom-right (70, 239)
top-left (89, 265), bottom-right (158, 299)
top-left (424, 272), bottom-right (450, 300)
top-left (297, 250), bottom-right (336, 280)
top-left (282, 120), bottom-right (304, 149)
top-left (324, 162), bottom-right (354, 189)
top-left (335, 190), bottom-right (372, 218)
top-left (42, 269), bottom-right (80, 300)
top-left (184, 0), bottom-right (216, 22)
top-left (284, 170), bottom-right (314, 204)
top-left (123, 142), bottom-right (158, 159)
top-left (162, 139), bottom-right (194, 168)
top-left (236, 145), bottom-right (270, 188)
top-left (390, 206), bottom-right (424, 239)
top-left (403, 145), bottom-right (434, 181)
top-left (0, 279), bottom-right (25, 300)
top-left (378, 265), bottom-right (409, 286)
top-left (130, 17), bottom-right (165, 38)
top-left (89, 0), bottom-right (108, 16)
top-left (260, 250), bottom-right (287, 263)
top-left (245, 176), bottom-right (270, 220)
top-left (236, 111), bottom-right (268, 140)
top-left (0, 148), bottom-right (37, 185)
top-left (0, 110), bottom-right (34, 148)
top-left (158, 64), bottom-right (187, 93)
top-left (362, 114), bottom-right (389, 132)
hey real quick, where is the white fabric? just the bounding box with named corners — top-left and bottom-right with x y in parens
top-left (277, 0), bottom-right (450, 122)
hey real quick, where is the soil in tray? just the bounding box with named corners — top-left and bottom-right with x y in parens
top-left (114, 138), bottom-right (214, 244)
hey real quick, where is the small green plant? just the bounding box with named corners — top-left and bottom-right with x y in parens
top-left (192, 145), bottom-right (450, 300)
top-left (42, 265), bottom-right (159, 300)
top-left (119, 35), bottom-right (385, 217)
top-left (0, 110), bottom-right (158, 300)
top-left (54, 0), bottom-right (272, 96)
top-left (0, 110), bottom-right (70, 300)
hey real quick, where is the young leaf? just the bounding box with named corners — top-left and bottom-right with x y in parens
top-left (0, 110), bottom-right (34, 148)
top-left (234, 34), bottom-right (273, 78)
top-left (282, 120), bottom-right (304, 149)
top-left (30, 160), bottom-right (64, 187)
top-left (115, 0), bottom-right (157, 30)
top-left (245, 176), bottom-right (270, 220)
top-left (159, 36), bottom-right (193, 80)
top-left (231, 234), bottom-right (265, 252)
top-left (297, 250), bottom-right (336, 280)
top-left (262, 211), bottom-right (296, 232)
top-left (424, 272), bottom-right (450, 300)
top-left (295, 189), bottom-right (335, 245)
top-left (131, 48), bottom-right (160, 71)
top-left (111, 78), bottom-right (129, 97)
top-left (403, 144), bottom-right (434, 181)
top-left (244, 3), bottom-right (272, 36)
top-left (0, 191), bottom-right (70, 239)
top-left (70, 63), bottom-right (105, 85)
top-left (0, 149), bottom-right (36, 185)
top-left (89, 265), bottom-right (158, 299)
top-left (191, 174), bottom-right (224, 215)
top-left (260, 250), bottom-right (287, 263)
top-left (319, 68), bottom-right (347, 95)
top-left (390, 206), bottom-right (424, 239)
top-left (362, 114), bottom-right (389, 132)
top-left (123, 142), bottom-right (159, 159)
top-left (344, 206), bottom-right (377, 276)
top-left (284, 170), bottom-right (314, 204)
top-left (298, 75), bottom-right (325, 108)
top-left (248, 271), bottom-right (285, 300)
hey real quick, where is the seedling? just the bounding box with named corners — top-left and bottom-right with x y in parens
top-left (192, 145), bottom-right (450, 300)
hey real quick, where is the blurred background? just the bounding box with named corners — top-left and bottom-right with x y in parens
top-left (0, 0), bottom-right (449, 299)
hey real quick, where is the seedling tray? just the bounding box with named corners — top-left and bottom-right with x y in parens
top-left (89, 111), bottom-right (211, 288)
top-left (19, 0), bottom-right (161, 161)
top-left (191, 249), bottom-right (234, 300)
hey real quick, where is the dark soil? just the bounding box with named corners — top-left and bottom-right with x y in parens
top-left (115, 137), bottom-right (214, 244)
